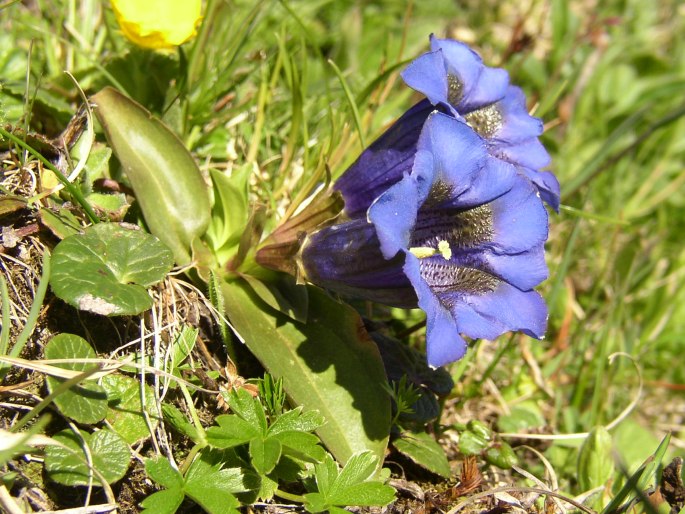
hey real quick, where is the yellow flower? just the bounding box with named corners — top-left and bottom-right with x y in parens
top-left (111, 0), bottom-right (202, 50)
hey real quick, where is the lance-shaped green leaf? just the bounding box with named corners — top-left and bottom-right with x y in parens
top-left (221, 280), bottom-right (391, 466)
top-left (91, 87), bottom-right (210, 265)
top-left (578, 426), bottom-right (615, 491)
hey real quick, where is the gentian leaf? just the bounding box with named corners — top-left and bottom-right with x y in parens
top-left (92, 86), bottom-right (211, 265)
top-left (221, 279), bottom-right (391, 466)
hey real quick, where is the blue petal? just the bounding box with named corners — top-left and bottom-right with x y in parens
top-left (452, 246), bottom-right (548, 291)
top-left (490, 86), bottom-right (544, 143)
top-left (494, 137), bottom-right (551, 170)
top-left (519, 168), bottom-right (561, 212)
top-left (400, 50), bottom-right (449, 106)
top-left (416, 112), bottom-right (493, 202)
top-left (369, 111), bottom-right (493, 258)
top-left (430, 36), bottom-right (509, 111)
top-left (367, 169), bottom-right (422, 259)
top-left (404, 254), bottom-right (467, 367)
top-left (452, 283), bottom-right (548, 340)
top-left (445, 155), bottom-right (517, 209)
top-left (334, 100), bottom-right (433, 218)
top-left (488, 180), bottom-right (549, 253)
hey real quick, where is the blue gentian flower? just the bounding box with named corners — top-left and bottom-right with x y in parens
top-left (400, 35), bottom-right (560, 210)
top-left (302, 112), bottom-right (548, 367)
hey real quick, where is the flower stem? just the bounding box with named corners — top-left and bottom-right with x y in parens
top-left (274, 488), bottom-right (305, 504)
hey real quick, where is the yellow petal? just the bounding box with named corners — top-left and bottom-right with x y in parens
top-left (111, 0), bottom-right (202, 50)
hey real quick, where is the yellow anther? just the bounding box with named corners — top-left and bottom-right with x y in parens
top-left (438, 240), bottom-right (452, 260)
top-left (408, 247), bottom-right (437, 259)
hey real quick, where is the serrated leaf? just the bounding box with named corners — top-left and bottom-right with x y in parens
top-left (393, 431), bottom-right (450, 478)
top-left (185, 449), bottom-right (254, 494)
top-left (304, 453), bottom-right (395, 512)
top-left (249, 436), bottom-right (282, 475)
top-left (145, 457), bottom-right (184, 490)
top-left (50, 223), bottom-right (174, 316)
top-left (101, 374), bottom-right (159, 444)
top-left (206, 414), bottom-right (260, 448)
top-left (333, 451), bottom-right (378, 494)
top-left (184, 452), bottom-right (243, 514)
top-left (44, 429), bottom-right (130, 486)
top-left (221, 280), bottom-right (390, 465)
top-left (226, 388), bottom-right (268, 432)
top-left (92, 87), bottom-right (211, 265)
top-left (578, 426), bottom-right (614, 491)
top-left (268, 407), bottom-right (324, 435)
top-left (44, 334), bottom-right (108, 424)
top-left (140, 489), bottom-right (185, 514)
top-left (255, 473), bottom-right (278, 501)
top-left (273, 431), bottom-right (325, 463)
top-left (331, 481), bottom-right (397, 506)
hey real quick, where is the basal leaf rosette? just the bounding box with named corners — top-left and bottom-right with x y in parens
top-left (302, 113), bottom-right (548, 367)
top-left (401, 35), bottom-right (560, 210)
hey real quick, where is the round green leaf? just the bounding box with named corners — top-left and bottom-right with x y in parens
top-left (44, 428), bottom-right (130, 486)
top-left (50, 222), bottom-right (174, 316)
top-left (44, 334), bottom-right (108, 424)
top-left (101, 374), bottom-right (160, 444)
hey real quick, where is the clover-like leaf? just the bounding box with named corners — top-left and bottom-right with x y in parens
top-left (303, 452), bottom-right (395, 513)
top-left (205, 414), bottom-right (260, 449)
top-left (44, 428), bottom-right (130, 486)
top-left (50, 222), bottom-right (174, 316)
top-left (249, 436), bottom-right (282, 475)
top-left (44, 334), bottom-right (108, 424)
top-left (142, 451), bottom-right (244, 514)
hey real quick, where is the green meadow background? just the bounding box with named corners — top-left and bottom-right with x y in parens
top-left (2, 0), bottom-right (684, 505)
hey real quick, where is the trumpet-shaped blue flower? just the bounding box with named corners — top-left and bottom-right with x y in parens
top-left (401, 35), bottom-right (560, 210)
top-left (302, 112), bottom-right (548, 367)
